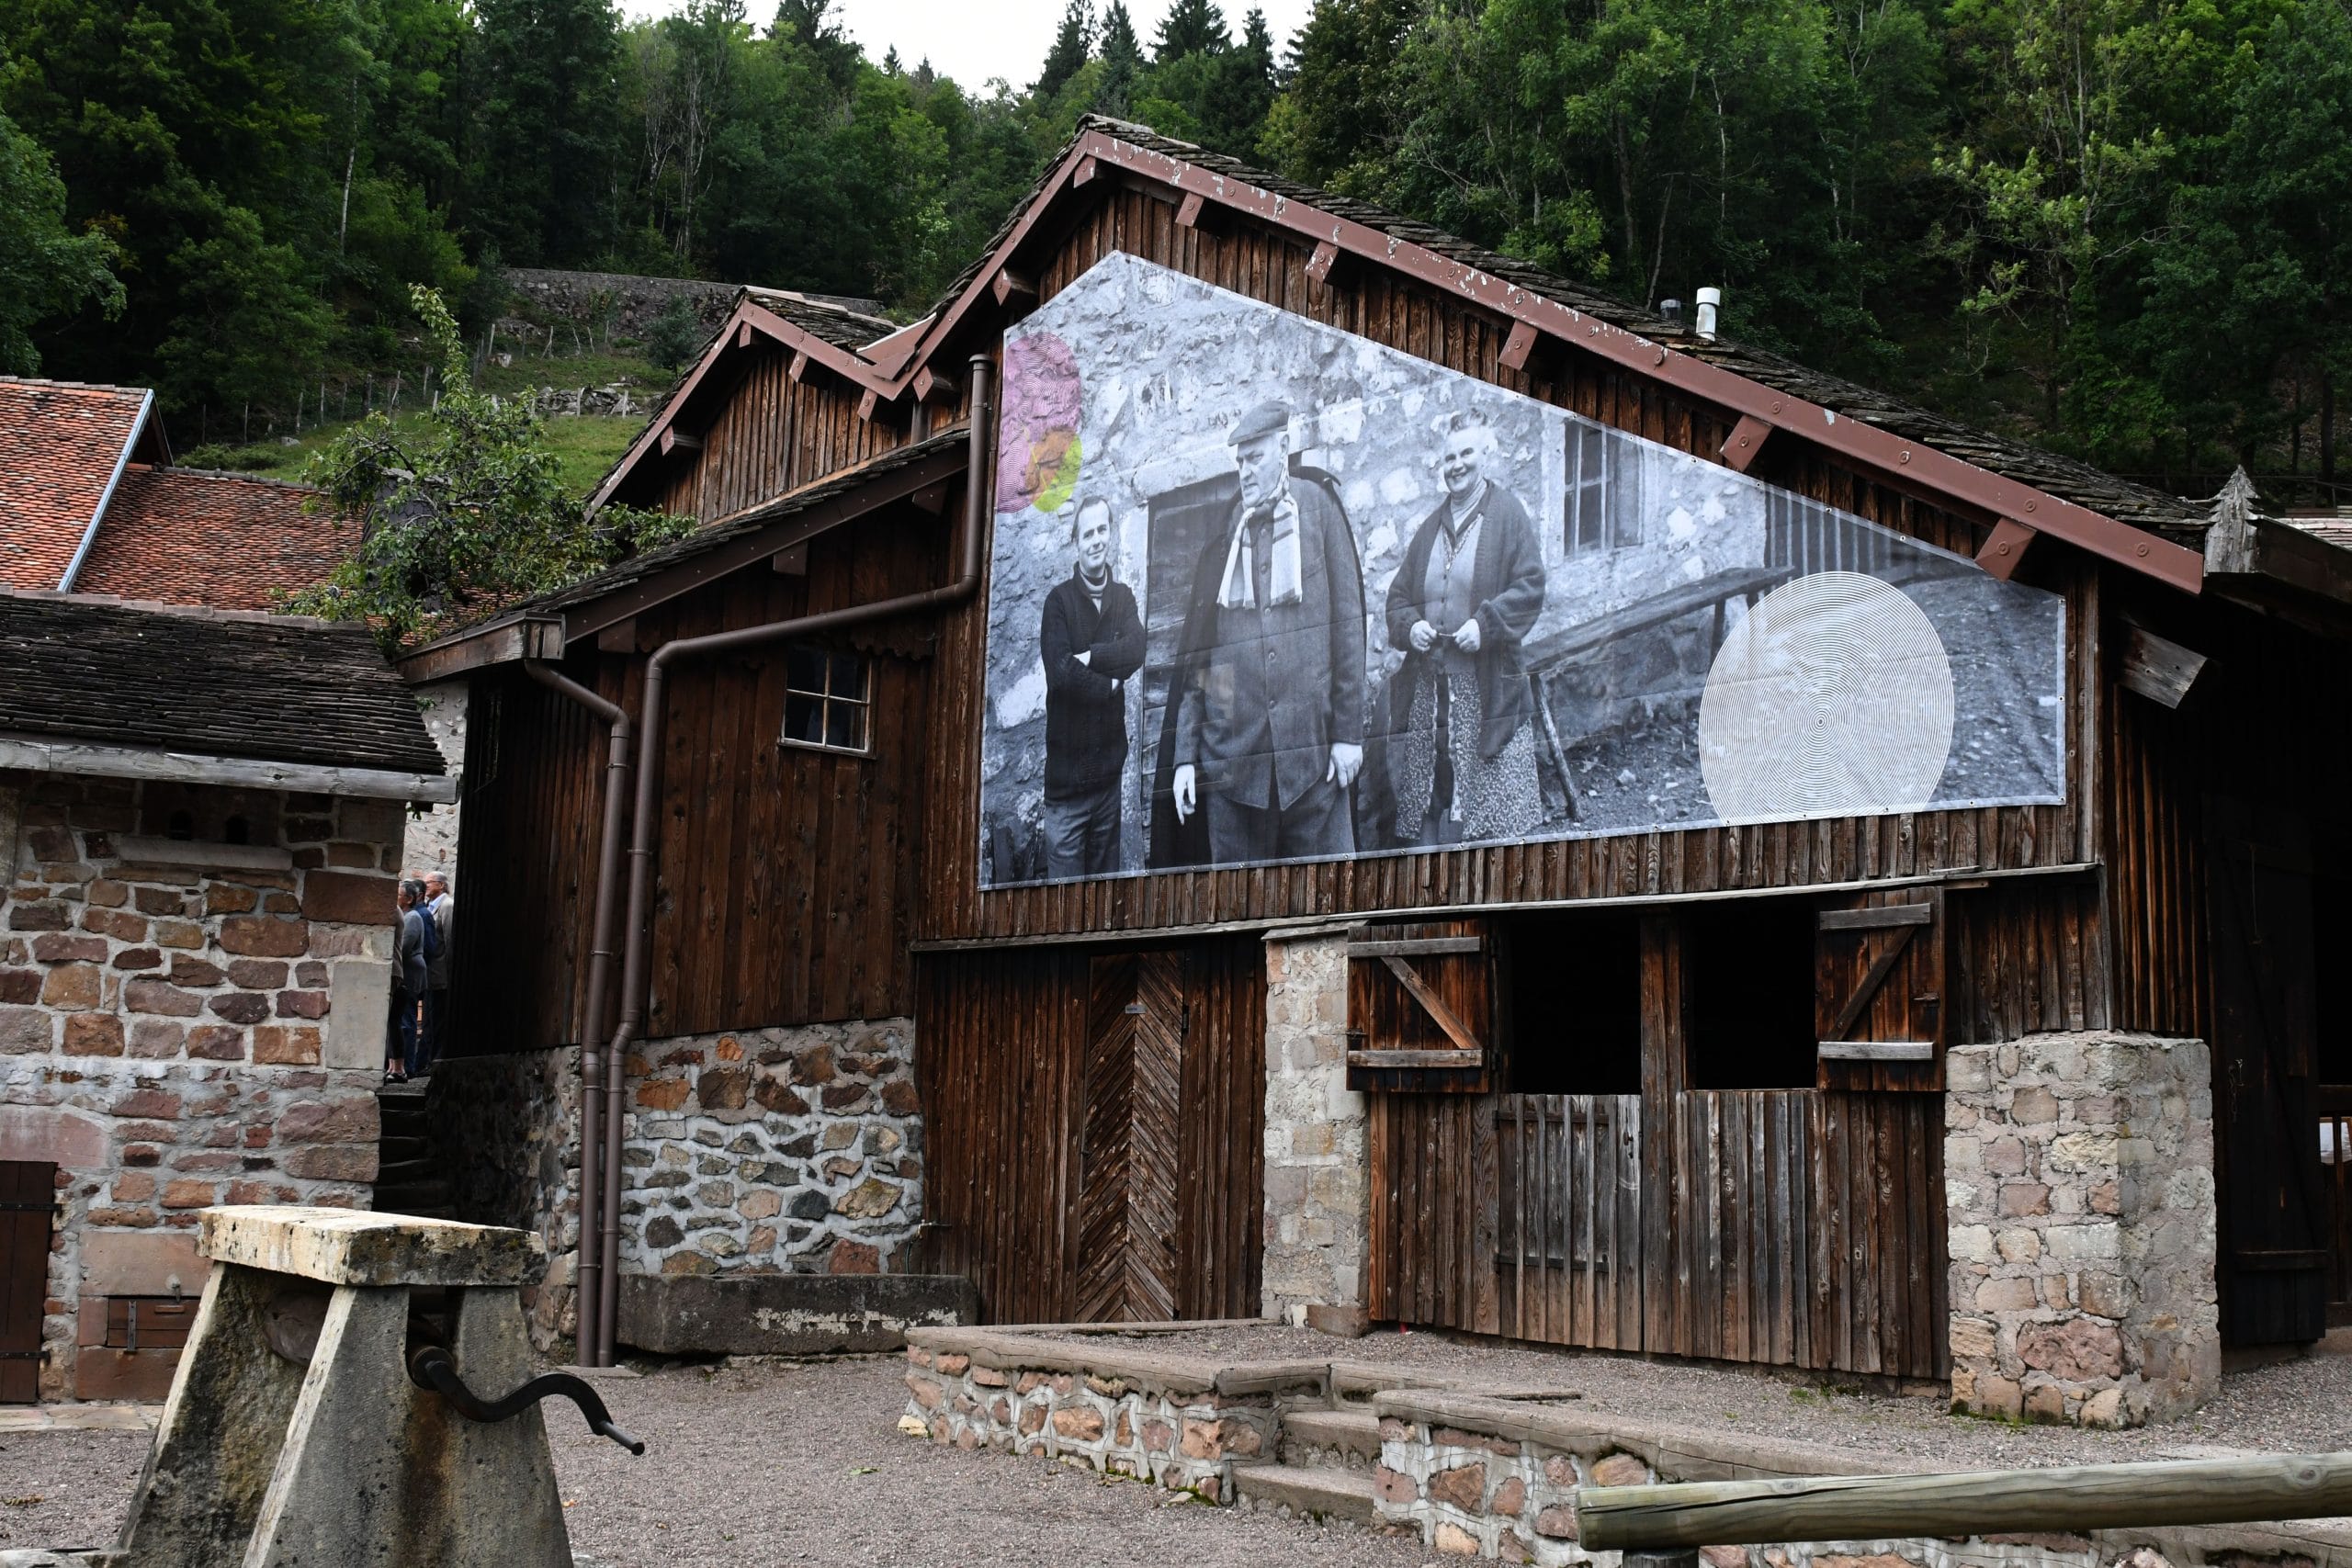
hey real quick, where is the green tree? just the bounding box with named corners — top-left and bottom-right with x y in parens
top-left (1096, 1), bottom-right (1147, 111)
top-left (1194, 6), bottom-right (1275, 155)
top-left (0, 98), bottom-right (123, 374)
top-left (155, 207), bottom-right (335, 429)
top-left (1259, 0), bottom-right (1420, 193)
top-left (294, 285), bottom-right (690, 647)
top-left (467, 0), bottom-right (625, 265)
top-left (1037, 0), bottom-right (1095, 96)
top-left (1154, 0), bottom-right (1230, 62)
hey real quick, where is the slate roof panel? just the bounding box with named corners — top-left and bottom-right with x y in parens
top-left (0, 592), bottom-right (445, 775)
top-left (75, 468), bottom-right (355, 611)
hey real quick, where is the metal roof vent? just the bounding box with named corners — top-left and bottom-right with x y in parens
top-left (1694, 287), bottom-right (1722, 342)
top-left (1659, 299), bottom-right (1683, 331)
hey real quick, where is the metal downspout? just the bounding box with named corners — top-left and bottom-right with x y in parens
top-left (521, 660), bottom-right (633, 1367)
top-left (596, 354), bottom-right (994, 1366)
top-left (60, 389), bottom-right (153, 592)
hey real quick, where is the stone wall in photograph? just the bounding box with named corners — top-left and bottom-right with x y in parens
top-left (1, 772), bottom-right (398, 1399)
top-left (1261, 929), bottom-right (1368, 1330)
top-left (619, 1018), bottom-right (922, 1279)
top-left (1944, 1032), bottom-right (2219, 1427)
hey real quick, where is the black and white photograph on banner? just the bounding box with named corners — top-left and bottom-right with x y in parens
top-left (978, 252), bottom-right (2068, 888)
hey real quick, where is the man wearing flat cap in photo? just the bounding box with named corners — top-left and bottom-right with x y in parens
top-left (1170, 399), bottom-right (1367, 866)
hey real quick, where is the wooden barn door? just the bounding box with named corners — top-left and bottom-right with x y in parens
top-left (915, 939), bottom-right (1264, 1325)
top-left (1363, 920), bottom-right (1503, 1333)
top-left (1, 1161), bottom-right (53, 1404)
top-left (1076, 951), bottom-right (1187, 1322)
top-left (2206, 796), bottom-right (2327, 1345)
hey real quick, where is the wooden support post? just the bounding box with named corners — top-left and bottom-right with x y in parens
top-left (1976, 517), bottom-right (2037, 579)
top-left (1072, 155), bottom-right (1100, 189)
top-left (787, 351), bottom-right (810, 383)
top-left (2119, 624), bottom-right (2209, 708)
top-left (736, 321), bottom-right (752, 350)
top-left (1719, 414), bottom-right (1773, 473)
top-left (1305, 240), bottom-right (1341, 288)
top-left (1176, 191), bottom-right (1207, 230)
top-left (1499, 321), bottom-right (1541, 371)
top-left (856, 388), bottom-right (885, 423)
top-left (658, 427), bottom-right (702, 457)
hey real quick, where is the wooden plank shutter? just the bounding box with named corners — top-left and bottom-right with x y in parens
top-left (1076, 951), bottom-right (1187, 1322)
top-left (1815, 888), bottom-right (1946, 1091)
top-left (0, 1160), bottom-right (54, 1404)
top-left (1347, 919), bottom-right (1498, 1093)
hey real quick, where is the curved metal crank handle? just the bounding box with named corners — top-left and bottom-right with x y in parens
top-left (408, 1344), bottom-right (648, 1455)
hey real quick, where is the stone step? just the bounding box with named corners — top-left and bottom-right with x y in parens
top-left (373, 1181), bottom-right (453, 1213)
top-left (376, 1158), bottom-right (434, 1185)
top-left (379, 1135), bottom-right (424, 1161)
top-left (1279, 1407), bottom-right (1383, 1468)
top-left (1230, 1462), bottom-right (1377, 1526)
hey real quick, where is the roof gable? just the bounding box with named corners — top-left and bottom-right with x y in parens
top-left (600, 118), bottom-right (2209, 593)
top-left (0, 378), bottom-right (164, 592)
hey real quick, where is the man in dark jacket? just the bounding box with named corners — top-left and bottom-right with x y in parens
top-left (1040, 496), bottom-right (1147, 878)
top-left (1171, 400), bottom-right (1367, 866)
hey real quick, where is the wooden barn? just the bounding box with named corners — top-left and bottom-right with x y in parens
top-left (408, 118), bottom-right (2352, 1429)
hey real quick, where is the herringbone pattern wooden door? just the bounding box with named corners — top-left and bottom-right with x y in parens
top-left (1077, 951), bottom-right (1187, 1322)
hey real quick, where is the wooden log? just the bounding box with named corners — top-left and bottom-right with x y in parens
top-left (1577, 1452), bottom-right (2352, 1551)
top-left (2119, 624), bottom-right (2208, 709)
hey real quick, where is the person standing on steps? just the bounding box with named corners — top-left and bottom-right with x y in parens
top-left (421, 870), bottom-right (454, 1072)
top-left (387, 879), bottom-right (429, 1084)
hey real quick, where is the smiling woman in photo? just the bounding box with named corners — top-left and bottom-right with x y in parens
top-left (1384, 407), bottom-right (1548, 846)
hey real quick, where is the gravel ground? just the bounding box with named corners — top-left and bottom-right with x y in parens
top-left (1024, 1324), bottom-right (2352, 1468)
top-left (0, 1357), bottom-right (1432, 1568)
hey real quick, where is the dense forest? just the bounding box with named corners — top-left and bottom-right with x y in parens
top-left (3, 0), bottom-right (2347, 498)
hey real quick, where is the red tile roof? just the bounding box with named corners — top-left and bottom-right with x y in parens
top-left (0, 378), bottom-right (156, 591)
top-left (74, 467), bottom-right (356, 611)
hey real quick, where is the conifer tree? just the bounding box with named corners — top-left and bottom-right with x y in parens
top-left (1097, 1), bottom-right (1146, 113)
top-left (1153, 0), bottom-right (1228, 63)
top-left (1036, 0), bottom-right (1095, 96)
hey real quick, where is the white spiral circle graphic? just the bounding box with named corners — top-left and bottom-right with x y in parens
top-left (1698, 570), bottom-right (1954, 823)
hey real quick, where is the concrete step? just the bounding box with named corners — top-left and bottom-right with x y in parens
top-left (1279, 1407), bottom-right (1383, 1469)
top-left (1230, 1462), bottom-right (1377, 1526)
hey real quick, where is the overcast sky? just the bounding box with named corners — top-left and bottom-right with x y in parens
top-left (620, 0), bottom-right (1317, 93)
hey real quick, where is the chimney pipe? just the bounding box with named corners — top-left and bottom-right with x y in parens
top-left (1694, 288), bottom-right (1722, 343)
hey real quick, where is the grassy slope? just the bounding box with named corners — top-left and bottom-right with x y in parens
top-left (183, 344), bottom-right (677, 499)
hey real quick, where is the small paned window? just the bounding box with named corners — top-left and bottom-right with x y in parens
top-left (782, 646), bottom-right (872, 755)
top-left (1566, 423), bottom-right (1643, 555)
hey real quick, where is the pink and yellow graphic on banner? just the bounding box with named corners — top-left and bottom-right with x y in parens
top-left (996, 331), bottom-right (1083, 514)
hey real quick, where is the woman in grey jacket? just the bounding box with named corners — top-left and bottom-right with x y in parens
top-left (384, 880), bottom-right (430, 1083)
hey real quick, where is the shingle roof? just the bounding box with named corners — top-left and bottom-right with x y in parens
top-left (933, 118), bottom-right (2211, 542)
top-left (741, 286), bottom-right (898, 351)
top-left (0, 592), bottom-right (445, 775)
top-left (0, 378), bottom-right (155, 590)
top-left (74, 468), bottom-right (354, 611)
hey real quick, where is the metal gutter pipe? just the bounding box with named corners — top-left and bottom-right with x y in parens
top-left (521, 660), bottom-right (634, 1367)
top-left (594, 354), bottom-right (994, 1367)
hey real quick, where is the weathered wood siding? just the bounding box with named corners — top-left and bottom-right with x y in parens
top-left (914, 938), bottom-right (1265, 1324)
top-left (650, 345), bottom-right (914, 524)
top-left (918, 186), bottom-right (2108, 967)
top-left (448, 493), bottom-right (952, 1047)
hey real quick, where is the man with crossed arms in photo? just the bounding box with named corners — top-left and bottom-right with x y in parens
top-left (1171, 400), bottom-right (1366, 865)
top-left (1039, 495), bottom-right (1146, 877)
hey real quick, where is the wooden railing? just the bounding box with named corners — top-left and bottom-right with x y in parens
top-left (1577, 1453), bottom-right (2352, 1557)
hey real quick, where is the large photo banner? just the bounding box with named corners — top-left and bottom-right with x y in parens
top-left (978, 253), bottom-right (2066, 888)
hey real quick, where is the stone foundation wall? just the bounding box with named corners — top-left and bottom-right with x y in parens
top-left (425, 1046), bottom-right (578, 1346)
top-left (1944, 1032), bottom-right (2218, 1427)
top-left (1, 773), bottom-right (399, 1399)
top-left (899, 1342), bottom-right (1283, 1502)
top-left (1261, 930), bottom-right (1368, 1326)
top-left (623, 1019), bottom-right (922, 1279)
top-left (1374, 1404), bottom-right (1658, 1560)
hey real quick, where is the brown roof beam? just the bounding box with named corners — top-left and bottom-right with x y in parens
top-left (1975, 518), bottom-right (2037, 581)
top-left (993, 268), bottom-right (1038, 308)
top-left (1078, 129), bottom-right (2204, 595)
top-left (397, 615), bottom-right (566, 683)
top-left (912, 364), bottom-right (960, 405)
top-left (658, 426), bottom-right (703, 457)
top-left (1720, 414), bottom-right (1772, 474)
